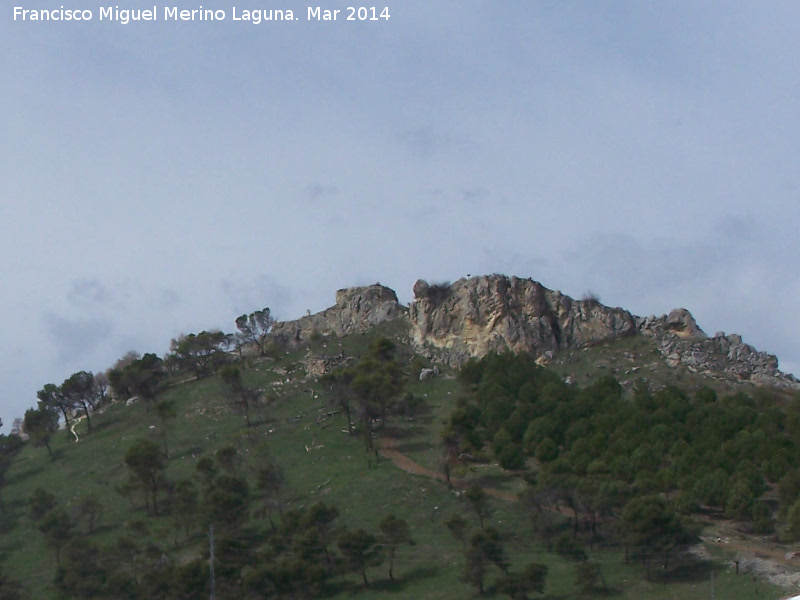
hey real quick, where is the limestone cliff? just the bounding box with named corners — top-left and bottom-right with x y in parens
top-left (267, 274), bottom-right (798, 390)
top-left (407, 275), bottom-right (637, 365)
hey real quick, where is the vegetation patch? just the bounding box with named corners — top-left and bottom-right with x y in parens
top-left (0, 311), bottom-right (793, 599)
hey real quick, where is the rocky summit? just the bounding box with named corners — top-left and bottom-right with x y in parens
top-left (270, 284), bottom-right (404, 343)
top-left (270, 274), bottom-right (799, 390)
top-left (408, 275), bottom-right (637, 364)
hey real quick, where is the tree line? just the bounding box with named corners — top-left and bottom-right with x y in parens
top-left (21, 307), bottom-right (282, 457)
top-left (443, 351), bottom-right (800, 581)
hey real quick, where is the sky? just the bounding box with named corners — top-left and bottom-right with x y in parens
top-left (2, 1), bottom-right (799, 430)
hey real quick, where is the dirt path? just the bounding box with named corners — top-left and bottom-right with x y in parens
top-left (378, 437), bottom-right (517, 502)
top-left (377, 437), bottom-right (800, 593)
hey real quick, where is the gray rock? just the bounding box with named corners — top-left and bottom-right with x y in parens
top-left (413, 279), bottom-right (430, 299)
top-left (666, 308), bottom-right (707, 339)
top-left (638, 310), bottom-right (797, 390)
top-left (270, 284), bottom-right (406, 347)
top-left (419, 368), bottom-right (437, 381)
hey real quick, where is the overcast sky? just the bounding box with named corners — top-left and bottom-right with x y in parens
top-left (2, 2), bottom-right (799, 430)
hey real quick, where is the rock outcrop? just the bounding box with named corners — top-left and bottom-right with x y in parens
top-left (637, 314), bottom-right (798, 390)
top-left (270, 284), bottom-right (405, 346)
top-left (266, 274), bottom-right (798, 390)
top-left (407, 275), bottom-right (637, 365)
top-left (637, 308), bottom-right (707, 340)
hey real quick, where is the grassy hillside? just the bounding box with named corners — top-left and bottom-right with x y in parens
top-left (0, 327), bottom-right (790, 599)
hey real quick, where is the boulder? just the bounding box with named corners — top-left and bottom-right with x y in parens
top-left (419, 366), bottom-right (441, 381)
top-left (665, 308), bottom-right (707, 339)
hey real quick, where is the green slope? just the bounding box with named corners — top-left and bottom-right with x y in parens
top-left (0, 328), bottom-right (789, 599)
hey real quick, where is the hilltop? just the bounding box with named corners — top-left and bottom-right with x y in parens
top-left (274, 274), bottom-right (798, 391)
top-left (0, 273), bottom-right (798, 600)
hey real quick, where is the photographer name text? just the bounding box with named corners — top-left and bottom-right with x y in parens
top-left (12, 6), bottom-right (391, 25)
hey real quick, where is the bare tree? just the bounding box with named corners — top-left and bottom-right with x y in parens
top-left (235, 308), bottom-right (275, 356)
top-left (94, 372), bottom-right (110, 405)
